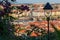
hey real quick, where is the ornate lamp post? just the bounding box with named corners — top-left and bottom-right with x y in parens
top-left (43, 2), bottom-right (53, 40)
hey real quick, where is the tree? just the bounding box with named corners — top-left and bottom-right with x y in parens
top-left (0, 0), bottom-right (16, 40)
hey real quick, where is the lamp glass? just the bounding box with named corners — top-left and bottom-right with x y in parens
top-left (44, 10), bottom-right (52, 17)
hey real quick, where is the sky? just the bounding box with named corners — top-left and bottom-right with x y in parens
top-left (0, 0), bottom-right (60, 4)
top-left (11, 0), bottom-right (60, 4)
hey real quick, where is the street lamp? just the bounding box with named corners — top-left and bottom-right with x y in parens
top-left (43, 2), bottom-right (53, 40)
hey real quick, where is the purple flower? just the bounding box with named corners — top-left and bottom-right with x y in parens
top-left (5, 1), bottom-right (11, 6)
top-left (24, 5), bottom-right (29, 11)
top-left (0, 11), bottom-right (5, 16)
top-left (20, 5), bottom-right (25, 11)
top-left (20, 5), bottom-right (30, 11)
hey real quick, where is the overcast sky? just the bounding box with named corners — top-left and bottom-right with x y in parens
top-left (12, 0), bottom-right (60, 4)
top-left (0, 0), bottom-right (60, 4)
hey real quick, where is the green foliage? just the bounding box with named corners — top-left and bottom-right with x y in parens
top-left (0, 14), bottom-right (16, 40)
top-left (51, 23), bottom-right (60, 40)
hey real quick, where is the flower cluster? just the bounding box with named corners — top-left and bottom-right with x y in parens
top-left (0, 0), bottom-right (11, 16)
top-left (19, 5), bottom-right (30, 11)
